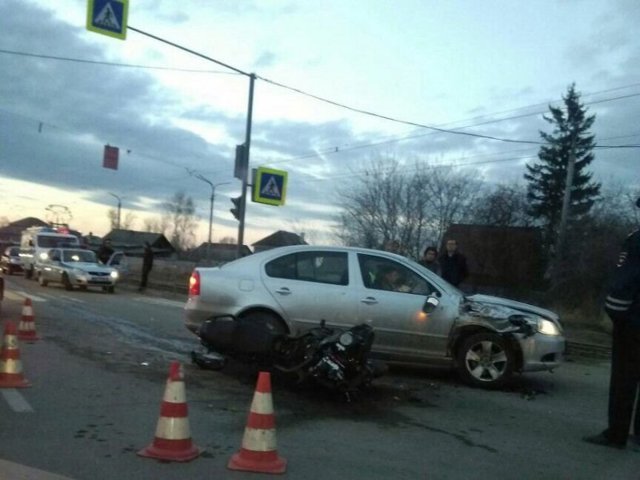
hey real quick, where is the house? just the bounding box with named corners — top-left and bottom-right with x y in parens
top-left (188, 242), bottom-right (252, 263)
top-left (252, 230), bottom-right (308, 253)
top-left (441, 224), bottom-right (545, 293)
top-left (102, 229), bottom-right (176, 257)
top-left (0, 217), bottom-right (49, 246)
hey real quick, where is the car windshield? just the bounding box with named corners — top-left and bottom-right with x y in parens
top-left (62, 250), bottom-right (96, 263)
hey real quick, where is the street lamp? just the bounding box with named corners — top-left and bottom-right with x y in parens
top-left (191, 174), bottom-right (230, 261)
top-left (108, 193), bottom-right (122, 230)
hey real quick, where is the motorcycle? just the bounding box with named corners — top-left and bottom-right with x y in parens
top-left (191, 316), bottom-right (385, 400)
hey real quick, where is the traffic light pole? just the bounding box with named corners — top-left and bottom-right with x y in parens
top-left (237, 73), bottom-right (255, 259)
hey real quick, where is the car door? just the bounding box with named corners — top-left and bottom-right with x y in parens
top-left (261, 250), bottom-right (358, 332)
top-left (40, 249), bottom-right (59, 282)
top-left (107, 252), bottom-right (127, 275)
top-left (355, 253), bottom-right (456, 361)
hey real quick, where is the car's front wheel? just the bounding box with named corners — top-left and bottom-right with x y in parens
top-left (456, 332), bottom-right (515, 389)
top-left (38, 273), bottom-right (48, 287)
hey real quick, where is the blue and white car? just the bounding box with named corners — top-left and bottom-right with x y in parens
top-left (35, 248), bottom-right (122, 293)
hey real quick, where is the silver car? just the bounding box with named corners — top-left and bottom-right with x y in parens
top-left (35, 248), bottom-right (121, 293)
top-left (184, 245), bottom-right (565, 388)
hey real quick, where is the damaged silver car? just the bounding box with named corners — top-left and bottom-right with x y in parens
top-left (184, 246), bottom-right (565, 389)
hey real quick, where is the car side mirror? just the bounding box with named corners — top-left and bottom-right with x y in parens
top-left (422, 295), bottom-right (440, 314)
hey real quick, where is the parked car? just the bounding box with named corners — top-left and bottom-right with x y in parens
top-left (35, 248), bottom-right (121, 293)
top-left (1, 246), bottom-right (24, 275)
top-left (184, 245), bottom-right (565, 389)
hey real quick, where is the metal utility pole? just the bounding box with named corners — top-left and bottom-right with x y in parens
top-left (125, 27), bottom-right (257, 261)
top-left (108, 193), bottom-right (122, 230)
top-left (190, 174), bottom-right (230, 261)
top-left (553, 134), bottom-right (577, 286)
top-left (238, 74), bottom-right (256, 259)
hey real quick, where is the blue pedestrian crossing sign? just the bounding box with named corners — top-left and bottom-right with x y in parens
top-left (86, 0), bottom-right (129, 40)
top-left (253, 167), bottom-right (288, 206)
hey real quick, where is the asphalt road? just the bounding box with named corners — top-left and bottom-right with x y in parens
top-left (0, 274), bottom-right (638, 480)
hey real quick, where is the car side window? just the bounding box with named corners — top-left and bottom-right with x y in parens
top-left (357, 254), bottom-right (432, 295)
top-left (265, 252), bottom-right (349, 286)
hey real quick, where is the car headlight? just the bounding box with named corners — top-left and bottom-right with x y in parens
top-left (537, 318), bottom-right (561, 336)
top-left (39, 252), bottom-right (49, 260)
top-left (110, 271), bottom-right (119, 279)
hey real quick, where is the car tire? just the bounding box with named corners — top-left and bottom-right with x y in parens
top-left (38, 273), bottom-right (48, 287)
top-left (26, 267), bottom-right (34, 280)
top-left (62, 273), bottom-right (73, 291)
top-left (456, 332), bottom-right (514, 389)
top-left (107, 286), bottom-right (115, 294)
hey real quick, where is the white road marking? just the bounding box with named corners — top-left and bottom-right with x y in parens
top-left (135, 297), bottom-right (185, 309)
top-left (5, 291), bottom-right (48, 302)
top-left (1, 389), bottom-right (34, 412)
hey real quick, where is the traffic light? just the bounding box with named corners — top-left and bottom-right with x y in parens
top-left (230, 196), bottom-right (242, 221)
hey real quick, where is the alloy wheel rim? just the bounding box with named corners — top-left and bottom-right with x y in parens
top-left (464, 340), bottom-right (507, 382)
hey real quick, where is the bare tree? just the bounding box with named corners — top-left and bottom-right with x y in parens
top-left (143, 216), bottom-right (169, 235)
top-left (107, 209), bottom-right (136, 230)
top-left (336, 157), bottom-right (482, 258)
top-left (0, 216), bottom-right (9, 228)
top-left (219, 236), bottom-right (236, 244)
top-left (471, 184), bottom-right (532, 227)
top-left (163, 191), bottom-right (198, 252)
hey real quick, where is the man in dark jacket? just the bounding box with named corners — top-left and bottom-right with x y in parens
top-left (419, 246), bottom-right (440, 274)
top-left (97, 239), bottom-right (114, 264)
top-left (439, 239), bottom-right (468, 287)
top-left (584, 197), bottom-right (640, 449)
top-left (138, 242), bottom-right (154, 292)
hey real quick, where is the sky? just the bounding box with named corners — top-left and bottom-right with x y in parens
top-left (1, 0), bottom-right (639, 247)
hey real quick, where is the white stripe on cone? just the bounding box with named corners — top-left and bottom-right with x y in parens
top-left (241, 428), bottom-right (278, 452)
top-left (250, 392), bottom-right (274, 415)
top-left (163, 381), bottom-right (187, 403)
top-left (22, 307), bottom-right (34, 317)
top-left (154, 417), bottom-right (192, 440)
top-left (1, 359), bottom-right (24, 373)
top-left (18, 322), bottom-right (35, 332)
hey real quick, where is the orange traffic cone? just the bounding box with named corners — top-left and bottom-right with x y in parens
top-left (228, 371), bottom-right (287, 474)
top-left (0, 321), bottom-right (31, 388)
top-left (18, 298), bottom-right (39, 342)
top-left (138, 361), bottom-right (201, 462)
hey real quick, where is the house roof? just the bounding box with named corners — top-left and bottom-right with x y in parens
top-left (0, 217), bottom-right (50, 242)
top-left (103, 229), bottom-right (175, 252)
top-left (192, 242), bottom-right (251, 255)
top-left (252, 230), bottom-right (307, 247)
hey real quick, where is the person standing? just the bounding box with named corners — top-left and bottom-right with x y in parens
top-left (97, 239), bottom-right (114, 264)
top-left (419, 246), bottom-right (440, 274)
top-left (439, 239), bottom-right (468, 287)
top-left (139, 242), bottom-right (154, 292)
top-left (584, 197), bottom-right (640, 449)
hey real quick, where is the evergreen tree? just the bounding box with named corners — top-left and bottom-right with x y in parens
top-left (524, 83), bottom-right (600, 244)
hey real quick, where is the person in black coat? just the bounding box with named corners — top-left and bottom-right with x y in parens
top-left (584, 197), bottom-right (640, 449)
top-left (438, 239), bottom-right (468, 287)
top-left (138, 242), bottom-right (154, 292)
top-left (97, 239), bottom-right (114, 264)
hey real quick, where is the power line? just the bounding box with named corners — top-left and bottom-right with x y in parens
top-left (0, 48), bottom-right (238, 75)
top-left (5, 44), bottom-right (640, 150)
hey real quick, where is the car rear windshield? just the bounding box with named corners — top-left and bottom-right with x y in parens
top-left (62, 250), bottom-right (96, 263)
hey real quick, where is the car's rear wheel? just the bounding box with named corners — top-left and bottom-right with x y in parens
top-left (26, 267), bottom-right (34, 280)
top-left (62, 273), bottom-right (73, 291)
top-left (38, 273), bottom-right (48, 287)
top-left (456, 332), bottom-right (514, 389)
